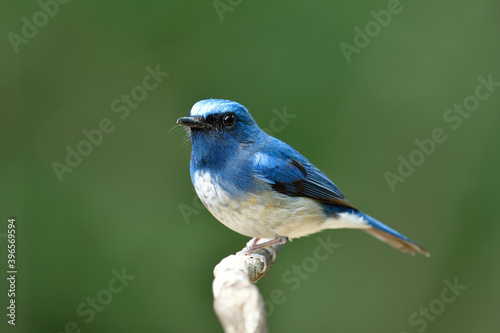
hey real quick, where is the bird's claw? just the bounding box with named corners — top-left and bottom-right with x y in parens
top-left (236, 247), bottom-right (268, 272)
top-left (236, 237), bottom-right (288, 273)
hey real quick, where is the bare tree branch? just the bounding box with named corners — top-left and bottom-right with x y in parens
top-left (213, 244), bottom-right (282, 333)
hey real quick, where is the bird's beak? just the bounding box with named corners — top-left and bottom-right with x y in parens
top-left (176, 116), bottom-right (210, 129)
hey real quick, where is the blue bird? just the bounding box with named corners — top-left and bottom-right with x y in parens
top-left (177, 99), bottom-right (429, 257)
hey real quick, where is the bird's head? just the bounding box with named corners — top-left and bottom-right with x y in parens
top-left (177, 99), bottom-right (264, 168)
top-left (178, 99), bottom-right (262, 145)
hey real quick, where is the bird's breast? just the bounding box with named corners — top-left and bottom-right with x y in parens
top-left (192, 170), bottom-right (328, 239)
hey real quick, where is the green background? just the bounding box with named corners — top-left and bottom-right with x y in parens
top-left (1, 0), bottom-right (499, 332)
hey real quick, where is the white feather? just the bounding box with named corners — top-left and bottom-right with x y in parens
top-left (190, 100), bottom-right (219, 117)
top-left (193, 170), bottom-right (370, 239)
top-left (324, 211), bottom-right (370, 229)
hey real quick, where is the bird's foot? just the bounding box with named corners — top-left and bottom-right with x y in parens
top-left (236, 237), bottom-right (289, 273)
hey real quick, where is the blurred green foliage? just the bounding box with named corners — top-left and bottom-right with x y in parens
top-left (1, 0), bottom-right (499, 332)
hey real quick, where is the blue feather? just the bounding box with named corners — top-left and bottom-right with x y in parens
top-left (253, 137), bottom-right (355, 208)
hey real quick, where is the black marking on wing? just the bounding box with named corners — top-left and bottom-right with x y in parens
top-left (270, 159), bottom-right (357, 210)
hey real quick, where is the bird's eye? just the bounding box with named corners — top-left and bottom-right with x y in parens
top-left (222, 112), bottom-right (236, 128)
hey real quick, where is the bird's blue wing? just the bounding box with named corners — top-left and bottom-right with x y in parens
top-left (253, 144), bottom-right (357, 210)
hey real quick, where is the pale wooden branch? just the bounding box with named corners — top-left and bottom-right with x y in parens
top-left (212, 243), bottom-right (282, 333)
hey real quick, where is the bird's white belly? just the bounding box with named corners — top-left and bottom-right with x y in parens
top-left (193, 170), bottom-right (330, 239)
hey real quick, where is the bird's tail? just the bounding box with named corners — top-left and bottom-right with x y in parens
top-left (359, 212), bottom-right (430, 257)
